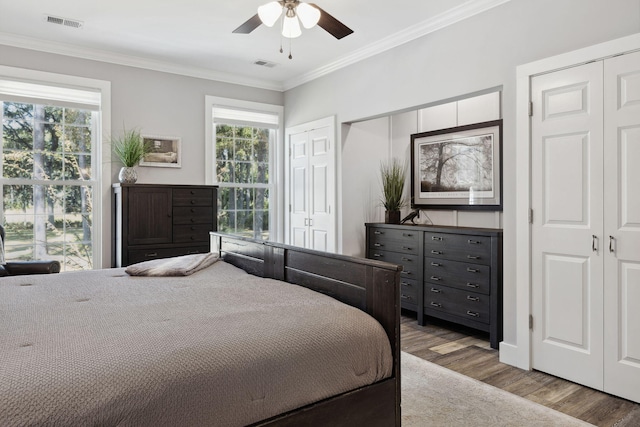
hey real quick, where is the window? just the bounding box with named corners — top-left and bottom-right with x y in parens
top-left (0, 73), bottom-right (105, 271)
top-left (206, 97), bottom-right (283, 242)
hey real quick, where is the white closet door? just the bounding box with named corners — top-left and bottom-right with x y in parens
top-left (307, 126), bottom-right (334, 252)
top-left (531, 62), bottom-right (605, 389)
top-left (603, 50), bottom-right (640, 402)
top-left (289, 131), bottom-right (310, 248)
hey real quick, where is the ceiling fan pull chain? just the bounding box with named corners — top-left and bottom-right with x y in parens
top-left (289, 38), bottom-right (293, 59)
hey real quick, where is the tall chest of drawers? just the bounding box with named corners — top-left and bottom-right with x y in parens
top-left (114, 184), bottom-right (217, 267)
top-left (366, 223), bottom-right (503, 349)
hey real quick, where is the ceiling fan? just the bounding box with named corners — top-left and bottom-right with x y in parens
top-left (233, 1), bottom-right (354, 40)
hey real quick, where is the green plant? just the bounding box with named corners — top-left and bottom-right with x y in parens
top-left (111, 127), bottom-right (147, 167)
top-left (380, 158), bottom-right (407, 211)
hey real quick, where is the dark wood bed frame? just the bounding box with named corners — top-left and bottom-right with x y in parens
top-left (210, 232), bottom-right (401, 427)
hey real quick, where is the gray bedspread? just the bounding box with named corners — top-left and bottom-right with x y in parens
top-left (0, 261), bottom-right (392, 426)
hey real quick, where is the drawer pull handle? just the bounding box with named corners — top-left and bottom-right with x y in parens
top-left (401, 282), bottom-right (412, 287)
top-left (466, 311), bottom-right (480, 317)
top-left (190, 190), bottom-right (195, 194)
top-left (401, 271), bottom-right (412, 276)
top-left (403, 233), bottom-right (413, 237)
top-left (432, 236), bottom-right (443, 241)
top-left (467, 296), bottom-right (479, 302)
top-left (145, 252), bottom-right (158, 257)
top-left (373, 253), bottom-right (383, 258)
top-left (402, 246), bottom-right (412, 251)
top-left (467, 255), bottom-right (480, 260)
top-left (401, 257), bottom-right (411, 262)
top-left (374, 231), bottom-right (383, 235)
top-left (468, 240), bottom-right (481, 244)
top-left (430, 288), bottom-right (441, 293)
top-left (466, 283), bottom-right (479, 288)
top-left (191, 208), bottom-right (195, 213)
top-left (374, 243), bottom-right (383, 247)
top-left (467, 268), bottom-right (479, 273)
top-left (431, 250), bottom-right (442, 255)
top-left (191, 200), bottom-right (196, 204)
top-left (431, 302), bottom-right (442, 307)
top-left (401, 295), bottom-right (412, 300)
top-left (430, 276), bottom-right (441, 281)
top-left (431, 262), bottom-right (441, 267)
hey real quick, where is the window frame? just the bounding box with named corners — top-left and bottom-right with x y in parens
top-left (0, 66), bottom-right (111, 268)
top-left (205, 96), bottom-right (284, 243)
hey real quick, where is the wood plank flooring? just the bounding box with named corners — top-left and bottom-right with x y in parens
top-left (401, 313), bottom-right (640, 426)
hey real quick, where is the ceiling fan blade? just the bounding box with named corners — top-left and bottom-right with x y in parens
top-left (310, 3), bottom-right (353, 39)
top-left (233, 14), bottom-right (263, 34)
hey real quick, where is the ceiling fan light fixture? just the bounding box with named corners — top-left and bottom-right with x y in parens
top-left (296, 3), bottom-right (320, 29)
top-left (257, 1), bottom-right (282, 27)
top-left (282, 15), bottom-right (301, 38)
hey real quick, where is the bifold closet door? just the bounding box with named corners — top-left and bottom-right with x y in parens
top-left (531, 61), bottom-right (605, 390)
top-left (288, 126), bottom-right (335, 252)
top-left (603, 50), bottom-right (640, 403)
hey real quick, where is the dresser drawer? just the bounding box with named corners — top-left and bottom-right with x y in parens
top-left (173, 207), bottom-right (214, 225)
top-left (368, 250), bottom-right (419, 278)
top-left (173, 188), bottom-right (213, 206)
top-left (424, 232), bottom-right (491, 264)
top-left (173, 225), bottom-right (212, 243)
top-left (424, 257), bottom-right (491, 295)
top-left (400, 278), bottom-right (419, 310)
top-left (369, 227), bottom-right (419, 253)
top-left (424, 285), bottom-right (490, 324)
top-left (127, 245), bottom-right (210, 265)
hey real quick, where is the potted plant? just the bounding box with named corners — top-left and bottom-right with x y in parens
top-left (111, 126), bottom-right (147, 184)
top-left (380, 158), bottom-right (407, 224)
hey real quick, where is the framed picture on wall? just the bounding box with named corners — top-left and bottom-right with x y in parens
top-left (410, 120), bottom-right (503, 210)
top-left (140, 135), bottom-right (181, 168)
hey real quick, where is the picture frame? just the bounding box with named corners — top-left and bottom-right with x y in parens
top-left (410, 120), bottom-right (503, 211)
top-left (140, 135), bottom-right (181, 168)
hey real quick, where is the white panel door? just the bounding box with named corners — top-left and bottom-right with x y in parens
top-left (307, 127), bottom-right (334, 252)
top-left (531, 62), bottom-right (605, 389)
top-left (289, 131), bottom-right (309, 248)
top-left (286, 122), bottom-right (335, 253)
top-left (603, 50), bottom-right (640, 402)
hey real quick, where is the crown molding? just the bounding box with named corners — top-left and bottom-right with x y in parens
top-left (0, 32), bottom-right (285, 92)
top-left (283, 0), bottom-right (513, 90)
top-left (0, 0), bottom-right (511, 93)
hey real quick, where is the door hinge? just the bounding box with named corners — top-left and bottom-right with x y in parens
top-left (528, 101), bottom-right (533, 117)
top-left (529, 208), bottom-right (534, 224)
top-left (529, 314), bottom-right (534, 330)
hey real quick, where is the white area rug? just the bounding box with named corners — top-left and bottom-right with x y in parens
top-left (401, 352), bottom-right (593, 426)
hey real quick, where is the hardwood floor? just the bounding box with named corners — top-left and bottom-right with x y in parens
top-left (401, 313), bottom-right (640, 426)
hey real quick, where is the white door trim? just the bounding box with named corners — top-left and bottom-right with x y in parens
top-left (284, 116), bottom-right (336, 248)
top-left (509, 32), bottom-right (640, 370)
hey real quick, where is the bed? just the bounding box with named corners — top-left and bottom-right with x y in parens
top-left (0, 233), bottom-right (401, 426)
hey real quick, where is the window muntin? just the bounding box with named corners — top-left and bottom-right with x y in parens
top-left (1, 100), bottom-right (96, 271)
top-left (214, 123), bottom-right (272, 240)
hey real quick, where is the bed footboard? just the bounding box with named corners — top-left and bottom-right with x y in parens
top-left (210, 233), bottom-right (401, 426)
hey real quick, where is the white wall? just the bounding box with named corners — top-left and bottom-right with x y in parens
top-left (283, 0), bottom-right (640, 347)
top-left (0, 44), bottom-right (283, 267)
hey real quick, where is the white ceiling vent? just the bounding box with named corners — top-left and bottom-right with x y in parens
top-left (44, 14), bottom-right (84, 29)
top-left (254, 59), bottom-right (277, 68)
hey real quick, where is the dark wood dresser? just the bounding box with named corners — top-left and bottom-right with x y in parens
top-left (365, 223), bottom-right (503, 348)
top-left (113, 184), bottom-right (217, 267)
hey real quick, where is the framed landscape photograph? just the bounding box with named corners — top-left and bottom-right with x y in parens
top-left (410, 120), bottom-right (502, 210)
top-left (140, 135), bottom-right (181, 168)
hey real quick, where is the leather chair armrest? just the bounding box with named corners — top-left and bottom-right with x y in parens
top-left (0, 264), bottom-right (8, 277)
top-left (4, 261), bottom-right (61, 275)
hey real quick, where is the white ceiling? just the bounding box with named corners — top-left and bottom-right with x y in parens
top-left (0, 0), bottom-right (510, 91)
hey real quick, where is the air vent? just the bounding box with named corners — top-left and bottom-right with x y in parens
top-left (44, 14), bottom-right (84, 29)
top-left (254, 59), bottom-right (277, 68)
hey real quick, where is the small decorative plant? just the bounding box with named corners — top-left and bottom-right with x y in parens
top-left (380, 158), bottom-right (407, 223)
top-left (111, 126), bottom-right (147, 183)
top-left (112, 127), bottom-right (146, 167)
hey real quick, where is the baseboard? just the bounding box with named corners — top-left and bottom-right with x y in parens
top-left (499, 341), bottom-right (520, 367)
